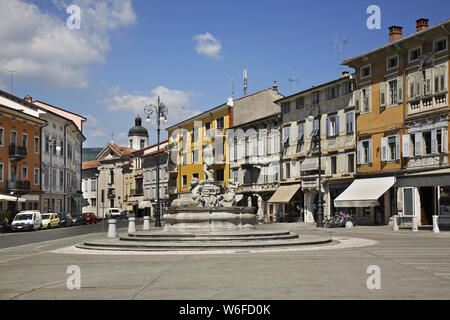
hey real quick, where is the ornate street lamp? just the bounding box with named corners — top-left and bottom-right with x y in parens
top-left (307, 103), bottom-right (324, 228)
top-left (144, 96), bottom-right (168, 227)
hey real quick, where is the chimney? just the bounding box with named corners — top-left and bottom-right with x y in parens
top-left (272, 80), bottom-right (278, 93)
top-left (24, 95), bottom-right (32, 103)
top-left (341, 71), bottom-right (349, 77)
top-left (416, 18), bottom-right (429, 32)
top-left (388, 25), bottom-right (403, 43)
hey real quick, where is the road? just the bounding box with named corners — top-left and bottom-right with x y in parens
top-left (0, 219), bottom-right (142, 249)
top-left (0, 223), bottom-right (449, 300)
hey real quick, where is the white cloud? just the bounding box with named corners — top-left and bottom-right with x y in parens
top-left (107, 86), bottom-right (201, 129)
top-left (0, 0), bottom-right (136, 88)
top-left (85, 114), bottom-right (109, 138)
top-left (193, 32), bottom-right (222, 59)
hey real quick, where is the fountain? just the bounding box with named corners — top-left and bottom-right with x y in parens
top-left (164, 145), bottom-right (256, 231)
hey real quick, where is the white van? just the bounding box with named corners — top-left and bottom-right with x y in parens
top-left (106, 208), bottom-right (121, 219)
top-left (11, 211), bottom-right (42, 232)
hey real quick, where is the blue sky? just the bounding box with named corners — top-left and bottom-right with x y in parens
top-left (1, 0), bottom-right (449, 147)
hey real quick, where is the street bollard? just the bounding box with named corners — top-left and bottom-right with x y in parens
top-left (432, 215), bottom-right (440, 233)
top-left (143, 216), bottom-right (150, 231)
top-left (392, 215), bottom-right (399, 231)
top-left (128, 215), bottom-right (136, 234)
top-left (107, 219), bottom-right (118, 238)
top-left (412, 216), bottom-right (418, 232)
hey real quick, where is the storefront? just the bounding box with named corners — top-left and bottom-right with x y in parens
top-left (268, 184), bottom-right (302, 222)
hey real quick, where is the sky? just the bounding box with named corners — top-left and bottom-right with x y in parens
top-left (0, 0), bottom-right (449, 147)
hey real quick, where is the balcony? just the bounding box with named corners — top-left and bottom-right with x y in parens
top-left (131, 188), bottom-right (144, 197)
top-left (9, 144), bottom-right (27, 160)
top-left (7, 180), bottom-right (31, 193)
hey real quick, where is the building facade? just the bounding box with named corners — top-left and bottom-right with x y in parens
top-left (81, 160), bottom-right (100, 215)
top-left (273, 73), bottom-right (357, 223)
top-left (340, 18), bottom-right (450, 226)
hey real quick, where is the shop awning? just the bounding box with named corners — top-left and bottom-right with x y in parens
top-left (138, 201), bottom-right (152, 209)
top-left (22, 195), bottom-right (39, 202)
top-left (0, 194), bottom-right (26, 202)
top-left (334, 177), bottom-right (396, 207)
top-left (235, 194), bottom-right (243, 203)
top-left (268, 184), bottom-right (301, 203)
top-left (396, 168), bottom-right (450, 187)
top-left (300, 157), bottom-right (326, 172)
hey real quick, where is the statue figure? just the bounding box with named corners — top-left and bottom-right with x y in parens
top-left (254, 194), bottom-right (264, 224)
top-left (203, 144), bottom-right (215, 181)
top-left (218, 179), bottom-right (238, 207)
top-left (189, 178), bottom-right (201, 207)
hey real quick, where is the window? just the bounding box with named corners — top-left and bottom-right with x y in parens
top-left (192, 173), bottom-right (199, 180)
top-left (409, 47), bottom-right (421, 62)
top-left (204, 122), bottom-right (211, 136)
top-left (263, 166), bottom-right (268, 184)
top-left (282, 126), bottom-right (290, 145)
top-left (233, 138), bottom-right (238, 160)
top-left (243, 169), bottom-right (251, 185)
top-left (403, 188), bottom-right (414, 216)
top-left (326, 115), bottom-right (339, 137)
top-left (34, 168), bottom-right (39, 185)
top-left (182, 153), bottom-right (187, 165)
top-left (10, 130), bottom-right (17, 145)
top-left (91, 198), bottom-right (97, 207)
top-left (387, 55), bottom-right (398, 70)
top-left (331, 156), bottom-right (337, 174)
top-left (297, 123), bottom-right (304, 142)
top-left (0, 163), bottom-right (3, 182)
top-left (22, 134), bottom-right (28, 151)
top-left (182, 175), bottom-right (187, 187)
top-left (381, 135), bottom-right (400, 161)
top-left (347, 154), bottom-right (355, 173)
top-left (284, 162), bottom-right (290, 179)
top-left (273, 164), bottom-right (279, 182)
top-left (361, 65), bottom-right (371, 79)
top-left (216, 169), bottom-right (224, 182)
top-left (129, 139), bottom-right (133, 149)
top-left (91, 179), bottom-right (96, 191)
top-left (140, 140), bottom-right (145, 149)
top-left (295, 97), bottom-right (304, 109)
top-left (216, 117), bottom-right (224, 129)
top-left (233, 169), bottom-right (238, 183)
top-left (171, 176), bottom-right (177, 187)
top-left (0, 128), bottom-right (3, 146)
top-left (312, 91), bottom-right (319, 103)
top-left (388, 79), bottom-right (398, 105)
top-left (326, 86), bottom-right (338, 100)
top-left (22, 166), bottom-right (28, 180)
top-left (281, 102), bottom-right (290, 114)
top-left (191, 150), bottom-right (198, 163)
top-left (34, 137), bottom-right (39, 153)
top-left (357, 139), bottom-right (372, 164)
top-left (361, 86), bottom-right (371, 113)
top-left (434, 38), bottom-right (447, 53)
top-left (191, 127), bottom-right (198, 141)
top-left (44, 168), bottom-right (49, 185)
top-left (346, 112), bottom-right (354, 134)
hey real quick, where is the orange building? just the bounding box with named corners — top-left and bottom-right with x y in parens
top-left (340, 18), bottom-right (449, 227)
top-left (0, 104), bottom-right (46, 212)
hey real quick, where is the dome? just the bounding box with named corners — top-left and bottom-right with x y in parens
top-left (128, 116), bottom-right (148, 137)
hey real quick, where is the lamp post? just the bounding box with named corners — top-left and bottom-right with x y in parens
top-left (308, 103), bottom-right (324, 228)
top-left (144, 96), bottom-right (168, 227)
top-left (95, 173), bottom-right (99, 219)
top-left (47, 138), bottom-right (61, 213)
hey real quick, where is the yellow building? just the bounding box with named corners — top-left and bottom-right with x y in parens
top-left (166, 85), bottom-right (283, 202)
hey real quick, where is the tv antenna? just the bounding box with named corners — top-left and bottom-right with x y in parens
top-left (243, 68), bottom-right (248, 96)
top-left (289, 66), bottom-right (300, 91)
top-left (4, 69), bottom-right (16, 94)
top-left (231, 78), bottom-right (235, 99)
top-left (334, 34), bottom-right (347, 72)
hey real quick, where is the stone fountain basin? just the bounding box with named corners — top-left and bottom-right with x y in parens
top-left (163, 206), bottom-right (256, 231)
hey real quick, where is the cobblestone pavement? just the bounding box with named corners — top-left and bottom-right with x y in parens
top-left (0, 223), bottom-right (449, 300)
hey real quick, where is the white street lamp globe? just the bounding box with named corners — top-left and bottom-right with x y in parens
top-left (56, 146), bottom-right (61, 152)
top-left (146, 116), bottom-right (151, 123)
top-left (159, 116), bottom-right (165, 122)
top-left (163, 118), bottom-right (168, 124)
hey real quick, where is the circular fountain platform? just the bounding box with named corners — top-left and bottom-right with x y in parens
top-left (75, 229), bottom-right (333, 252)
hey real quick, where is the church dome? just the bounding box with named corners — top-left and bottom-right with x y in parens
top-left (128, 116), bottom-right (148, 137)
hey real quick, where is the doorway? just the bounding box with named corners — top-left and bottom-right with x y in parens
top-left (419, 187), bottom-right (434, 225)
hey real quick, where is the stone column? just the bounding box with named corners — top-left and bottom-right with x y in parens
top-left (107, 219), bottom-right (117, 238)
top-left (392, 215), bottom-right (399, 231)
top-left (128, 215), bottom-right (136, 233)
top-left (412, 215), bottom-right (418, 232)
top-left (432, 215), bottom-right (440, 233)
top-left (143, 216), bottom-right (150, 230)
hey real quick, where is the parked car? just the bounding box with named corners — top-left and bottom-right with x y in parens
top-left (11, 211), bottom-right (42, 232)
top-left (82, 213), bottom-right (97, 224)
top-left (41, 213), bottom-right (60, 229)
top-left (71, 213), bottom-right (85, 226)
top-left (106, 208), bottom-right (122, 219)
top-left (59, 213), bottom-right (73, 227)
top-left (120, 210), bottom-right (133, 219)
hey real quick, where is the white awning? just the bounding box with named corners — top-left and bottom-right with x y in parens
top-left (300, 157), bottom-right (326, 172)
top-left (334, 177), bottom-right (396, 207)
top-left (268, 184), bottom-right (301, 203)
top-left (235, 194), bottom-right (243, 203)
top-left (139, 201), bottom-right (152, 209)
top-left (0, 194), bottom-right (26, 202)
top-left (22, 195), bottom-right (39, 201)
